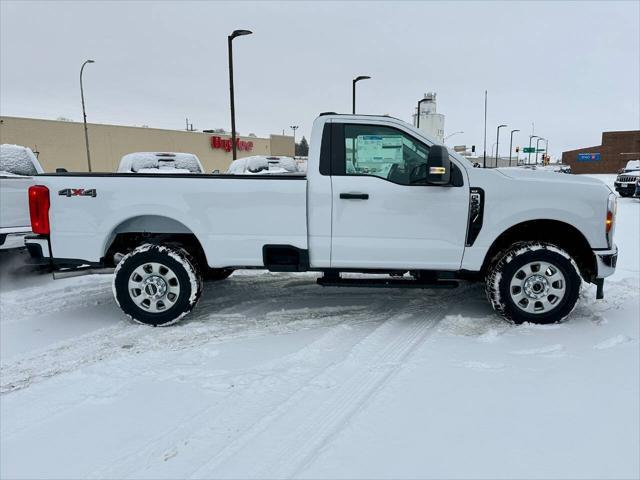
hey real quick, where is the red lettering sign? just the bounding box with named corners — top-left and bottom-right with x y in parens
top-left (210, 136), bottom-right (254, 153)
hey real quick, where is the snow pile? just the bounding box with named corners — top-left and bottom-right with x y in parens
top-left (0, 144), bottom-right (43, 176)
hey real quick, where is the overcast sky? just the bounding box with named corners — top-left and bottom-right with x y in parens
top-left (1, 0), bottom-right (638, 159)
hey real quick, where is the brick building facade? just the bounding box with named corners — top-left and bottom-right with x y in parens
top-left (562, 130), bottom-right (640, 174)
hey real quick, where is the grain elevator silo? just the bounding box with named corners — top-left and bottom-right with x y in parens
top-left (413, 92), bottom-right (445, 143)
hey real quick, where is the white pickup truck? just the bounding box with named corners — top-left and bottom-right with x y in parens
top-left (25, 114), bottom-right (618, 326)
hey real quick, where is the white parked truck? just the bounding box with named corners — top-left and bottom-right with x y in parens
top-left (25, 114), bottom-right (618, 326)
top-left (0, 144), bottom-right (44, 247)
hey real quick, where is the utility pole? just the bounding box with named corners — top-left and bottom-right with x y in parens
top-left (80, 59), bottom-right (95, 172)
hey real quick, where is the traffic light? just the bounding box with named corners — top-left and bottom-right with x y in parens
top-left (515, 146), bottom-right (520, 153)
top-left (471, 145), bottom-right (476, 153)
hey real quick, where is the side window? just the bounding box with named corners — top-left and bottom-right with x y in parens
top-left (344, 124), bottom-right (430, 185)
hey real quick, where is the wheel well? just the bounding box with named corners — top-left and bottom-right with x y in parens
top-left (481, 220), bottom-right (596, 281)
top-left (103, 216), bottom-right (207, 270)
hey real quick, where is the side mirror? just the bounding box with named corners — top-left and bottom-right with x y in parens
top-left (425, 145), bottom-right (451, 185)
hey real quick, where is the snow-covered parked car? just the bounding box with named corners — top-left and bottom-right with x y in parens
top-left (614, 160), bottom-right (640, 197)
top-left (26, 113), bottom-right (618, 327)
top-left (117, 152), bottom-right (204, 174)
top-left (226, 156), bottom-right (303, 175)
top-left (0, 144), bottom-right (44, 247)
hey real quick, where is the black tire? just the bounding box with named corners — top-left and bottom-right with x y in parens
top-left (618, 190), bottom-right (633, 198)
top-left (113, 244), bottom-right (203, 326)
top-left (485, 241), bottom-right (581, 325)
top-left (206, 268), bottom-right (234, 282)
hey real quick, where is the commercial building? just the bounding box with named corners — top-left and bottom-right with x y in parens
top-left (0, 116), bottom-right (294, 173)
top-left (562, 130), bottom-right (640, 174)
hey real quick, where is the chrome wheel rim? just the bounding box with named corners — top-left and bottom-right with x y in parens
top-left (509, 261), bottom-right (566, 314)
top-left (128, 262), bottom-right (181, 313)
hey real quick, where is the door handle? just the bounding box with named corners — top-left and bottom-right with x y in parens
top-left (340, 193), bottom-right (369, 200)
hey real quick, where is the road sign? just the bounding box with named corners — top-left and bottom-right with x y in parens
top-left (537, 149), bottom-right (545, 152)
top-left (577, 153), bottom-right (601, 162)
top-left (523, 147), bottom-right (535, 153)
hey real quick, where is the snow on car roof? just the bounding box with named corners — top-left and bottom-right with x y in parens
top-left (0, 144), bottom-right (44, 176)
top-left (118, 152), bottom-right (204, 173)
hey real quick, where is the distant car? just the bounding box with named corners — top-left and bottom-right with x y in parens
top-left (226, 156), bottom-right (303, 175)
top-left (614, 159), bottom-right (640, 197)
top-left (0, 144), bottom-right (44, 248)
top-left (117, 152), bottom-right (204, 174)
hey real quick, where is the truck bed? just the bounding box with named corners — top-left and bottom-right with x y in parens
top-left (36, 172), bottom-right (308, 267)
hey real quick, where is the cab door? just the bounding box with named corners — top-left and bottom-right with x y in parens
top-left (329, 121), bottom-right (468, 270)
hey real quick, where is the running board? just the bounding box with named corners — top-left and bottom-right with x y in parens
top-left (53, 267), bottom-right (114, 280)
top-left (317, 277), bottom-right (458, 289)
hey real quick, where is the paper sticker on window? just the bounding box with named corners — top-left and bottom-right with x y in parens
top-left (429, 166), bottom-right (446, 175)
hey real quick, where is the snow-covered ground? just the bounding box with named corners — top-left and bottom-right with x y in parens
top-left (1, 175), bottom-right (638, 479)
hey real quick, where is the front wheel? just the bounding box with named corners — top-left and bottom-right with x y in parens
top-left (113, 244), bottom-right (203, 326)
top-left (485, 242), bottom-right (581, 324)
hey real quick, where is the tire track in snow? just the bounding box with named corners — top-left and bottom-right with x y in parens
top-left (1, 272), bottom-right (450, 394)
top-left (189, 304), bottom-right (446, 479)
top-left (85, 318), bottom-right (387, 479)
top-left (85, 293), bottom-right (456, 479)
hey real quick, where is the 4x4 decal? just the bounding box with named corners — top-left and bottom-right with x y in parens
top-left (58, 188), bottom-right (97, 197)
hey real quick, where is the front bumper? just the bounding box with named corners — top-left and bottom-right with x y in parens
top-left (594, 245), bottom-right (618, 279)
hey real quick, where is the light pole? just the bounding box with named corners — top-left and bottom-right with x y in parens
top-left (509, 129), bottom-right (520, 166)
top-left (444, 131), bottom-right (464, 142)
top-left (80, 59), bottom-right (95, 172)
top-left (535, 137), bottom-right (545, 165)
top-left (544, 138), bottom-right (549, 164)
top-left (290, 125), bottom-right (298, 156)
top-left (416, 97), bottom-right (431, 129)
top-left (228, 29), bottom-right (252, 161)
top-left (352, 75), bottom-right (371, 114)
top-left (528, 135), bottom-right (538, 165)
top-left (483, 90), bottom-right (488, 168)
top-left (495, 124), bottom-right (507, 168)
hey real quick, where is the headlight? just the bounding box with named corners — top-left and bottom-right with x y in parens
top-left (606, 192), bottom-right (617, 248)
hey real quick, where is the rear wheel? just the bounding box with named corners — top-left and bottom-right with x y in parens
top-left (485, 242), bottom-right (581, 324)
top-left (113, 244), bottom-right (203, 326)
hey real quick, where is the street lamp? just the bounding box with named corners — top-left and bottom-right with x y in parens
top-left (444, 131), bottom-right (464, 142)
top-left (352, 75), bottom-right (371, 114)
top-left (528, 135), bottom-right (538, 165)
top-left (495, 124), bottom-right (507, 167)
top-left (228, 29), bottom-right (252, 161)
top-left (535, 137), bottom-right (545, 165)
top-left (416, 97), bottom-right (431, 129)
top-left (509, 129), bottom-right (520, 166)
top-left (290, 125), bottom-right (298, 156)
top-left (80, 59), bottom-right (95, 172)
